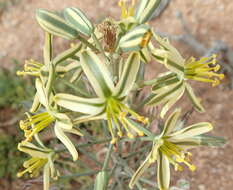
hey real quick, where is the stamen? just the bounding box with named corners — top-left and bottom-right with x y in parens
top-left (185, 54), bottom-right (224, 86)
top-left (19, 112), bottom-right (55, 141)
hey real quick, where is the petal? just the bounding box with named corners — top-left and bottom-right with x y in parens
top-left (64, 7), bottom-right (93, 37)
top-left (160, 85), bottom-right (185, 118)
top-left (147, 80), bottom-right (185, 108)
top-left (80, 50), bottom-right (114, 98)
top-left (185, 83), bottom-right (205, 113)
top-left (170, 135), bottom-right (226, 149)
top-left (162, 109), bottom-right (181, 136)
top-left (168, 122), bottom-right (213, 140)
top-left (54, 123), bottom-right (78, 161)
top-left (54, 93), bottom-right (105, 115)
top-left (36, 9), bottom-right (78, 40)
top-left (135, 0), bottom-right (161, 24)
top-left (119, 24), bottom-right (152, 52)
top-left (157, 150), bottom-right (170, 190)
top-left (18, 142), bottom-right (51, 158)
top-left (114, 52), bottom-right (141, 98)
top-left (73, 113), bottom-right (106, 124)
top-left (35, 78), bottom-right (48, 107)
top-left (54, 113), bottom-right (73, 130)
top-left (129, 153), bottom-right (152, 189)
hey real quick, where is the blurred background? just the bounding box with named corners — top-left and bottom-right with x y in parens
top-left (0, 0), bottom-right (233, 190)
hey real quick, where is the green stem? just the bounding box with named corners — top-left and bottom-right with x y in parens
top-left (55, 138), bottom-right (111, 153)
top-left (102, 143), bottom-right (113, 171)
top-left (77, 35), bottom-right (99, 52)
top-left (92, 33), bottom-right (109, 63)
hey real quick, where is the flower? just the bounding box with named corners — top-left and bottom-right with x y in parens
top-left (147, 34), bottom-right (224, 117)
top-left (54, 50), bottom-right (148, 144)
top-left (19, 78), bottom-right (83, 161)
top-left (17, 139), bottom-right (58, 190)
top-left (152, 35), bottom-right (224, 85)
top-left (129, 109), bottom-right (214, 190)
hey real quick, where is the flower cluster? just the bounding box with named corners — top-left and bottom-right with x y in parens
top-left (16, 0), bottom-right (225, 190)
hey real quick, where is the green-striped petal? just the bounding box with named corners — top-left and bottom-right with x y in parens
top-left (80, 50), bottom-right (114, 98)
top-left (140, 46), bottom-right (152, 63)
top-left (53, 113), bottom-right (73, 130)
top-left (129, 153), bottom-right (152, 189)
top-left (170, 135), bottom-right (226, 149)
top-left (162, 109), bottom-right (181, 136)
top-left (54, 123), bottom-right (78, 161)
top-left (18, 142), bottom-right (51, 158)
top-left (160, 85), bottom-right (185, 118)
top-left (147, 80), bottom-right (185, 108)
top-left (54, 93), bottom-right (105, 115)
top-left (36, 9), bottom-right (78, 40)
top-left (135, 0), bottom-right (161, 24)
top-left (64, 7), bottom-right (93, 37)
top-left (168, 122), bottom-right (213, 141)
top-left (35, 78), bottom-right (49, 108)
top-left (185, 83), bottom-right (205, 113)
top-left (118, 24), bottom-right (152, 52)
top-left (157, 150), bottom-right (170, 190)
top-left (114, 52), bottom-right (140, 98)
top-left (73, 113), bottom-right (106, 124)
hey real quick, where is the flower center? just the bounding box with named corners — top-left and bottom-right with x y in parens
top-left (20, 112), bottom-right (55, 141)
top-left (106, 97), bottom-right (148, 144)
top-left (159, 140), bottom-right (196, 172)
top-left (184, 54), bottom-right (224, 86)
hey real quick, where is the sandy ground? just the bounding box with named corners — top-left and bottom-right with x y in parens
top-left (0, 0), bottom-right (233, 190)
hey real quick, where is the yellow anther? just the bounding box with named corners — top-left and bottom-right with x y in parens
top-left (212, 79), bottom-right (220, 87)
top-left (117, 131), bottom-right (123, 137)
top-left (175, 164), bottom-right (183, 171)
top-left (214, 64), bottom-right (220, 72)
top-left (111, 138), bottom-right (117, 144)
top-left (138, 131), bottom-right (144, 137)
top-left (189, 164), bottom-right (196, 171)
top-left (127, 132), bottom-right (134, 139)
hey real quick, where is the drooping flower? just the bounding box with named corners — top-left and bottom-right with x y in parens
top-left (19, 78), bottom-right (83, 161)
top-left (129, 109), bottom-right (217, 190)
top-left (54, 50), bottom-right (148, 144)
top-left (17, 138), bottom-right (58, 190)
top-left (147, 34), bottom-right (224, 117)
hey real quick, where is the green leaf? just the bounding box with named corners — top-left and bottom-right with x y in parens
top-left (135, 0), bottom-right (161, 24)
top-left (118, 24), bottom-right (152, 52)
top-left (94, 171), bottom-right (109, 190)
top-left (80, 50), bottom-right (114, 98)
top-left (185, 83), bottom-right (205, 113)
top-left (36, 9), bottom-right (78, 39)
top-left (64, 7), bottom-right (93, 37)
top-left (54, 93), bottom-right (105, 115)
top-left (114, 52), bottom-right (140, 98)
